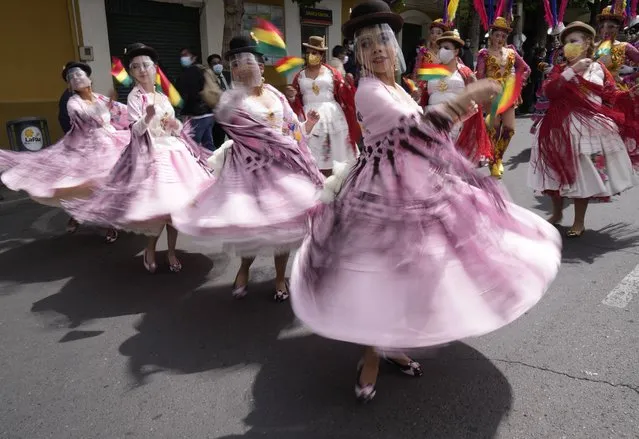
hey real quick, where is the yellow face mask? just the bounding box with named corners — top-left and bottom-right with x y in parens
top-left (307, 53), bottom-right (322, 66)
top-left (563, 42), bottom-right (584, 61)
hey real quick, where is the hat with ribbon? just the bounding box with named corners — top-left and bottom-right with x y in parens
top-left (436, 30), bottom-right (465, 47)
top-left (560, 20), bottom-right (596, 43)
top-left (490, 17), bottom-right (513, 33)
top-left (303, 36), bottom-right (328, 52)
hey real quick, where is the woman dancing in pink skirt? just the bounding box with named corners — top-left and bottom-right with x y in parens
top-left (290, 0), bottom-right (562, 402)
top-left (65, 44), bottom-right (212, 273)
top-left (0, 62), bottom-right (127, 243)
top-left (173, 36), bottom-right (323, 301)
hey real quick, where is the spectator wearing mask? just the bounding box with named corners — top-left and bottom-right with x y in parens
top-left (460, 38), bottom-right (475, 69)
top-left (176, 48), bottom-right (215, 150)
top-left (207, 54), bottom-right (232, 91)
top-left (329, 45), bottom-right (347, 76)
top-left (342, 38), bottom-right (357, 77)
top-left (207, 53), bottom-right (232, 149)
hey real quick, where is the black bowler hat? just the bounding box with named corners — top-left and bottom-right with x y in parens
top-left (342, 0), bottom-right (404, 40)
top-left (224, 35), bottom-right (264, 60)
top-left (123, 42), bottom-right (159, 67)
top-left (61, 61), bottom-right (91, 82)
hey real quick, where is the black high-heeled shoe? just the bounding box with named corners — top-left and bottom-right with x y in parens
top-left (355, 360), bottom-right (377, 403)
top-left (167, 255), bottom-right (182, 273)
top-left (384, 356), bottom-right (424, 377)
top-left (105, 228), bottom-right (119, 244)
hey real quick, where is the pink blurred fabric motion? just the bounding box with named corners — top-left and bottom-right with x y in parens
top-left (290, 77), bottom-right (562, 350)
top-left (0, 93), bottom-right (130, 207)
top-left (172, 85), bottom-right (323, 256)
top-left (63, 85), bottom-right (212, 235)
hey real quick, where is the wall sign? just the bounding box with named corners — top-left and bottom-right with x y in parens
top-left (21, 126), bottom-right (44, 151)
top-left (300, 7), bottom-right (333, 26)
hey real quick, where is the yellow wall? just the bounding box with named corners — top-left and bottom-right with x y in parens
top-left (0, 0), bottom-right (78, 147)
top-left (342, 0), bottom-right (359, 27)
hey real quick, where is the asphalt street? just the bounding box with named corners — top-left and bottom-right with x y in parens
top-left (1, 118), bottom-right (638, 439)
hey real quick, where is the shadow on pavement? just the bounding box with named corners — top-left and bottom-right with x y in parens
top-left (119, 283), bottom-right (513, 438)
top-left (0, 231), bottom-right (228, 331)
top-left (559, 222), bottom-right (639, 264)
top-left (504, 147), bottom-right (531, 171)
top-left (29, 246), bottom-right (223, 329)
top-left (0, 232), bottom-right (147, 286)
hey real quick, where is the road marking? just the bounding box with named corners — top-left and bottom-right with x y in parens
top-left (277, 319), bottom-right (313, 340)
top-left (602, 264), bottom-right (639, 308)
top-left (32, 209), bottom-right (62, 234)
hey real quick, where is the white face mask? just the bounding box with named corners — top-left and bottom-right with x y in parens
top-left (438, 48), bottom-right (455, 64)
top-left (212, 64), bottom-right (224, 74)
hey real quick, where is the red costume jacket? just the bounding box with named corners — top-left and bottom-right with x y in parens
top-left (418, 63), bottom-right (492, 163)
top-left (290, 64), bottom-right (361, 154)
top-left (537, 62), bottom-right (639, 186)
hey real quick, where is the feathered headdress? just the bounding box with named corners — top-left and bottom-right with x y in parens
top-left (597, 0), bottom-right (628, 24)
top-left (473, 0), bottom-right (514, 32)
top-left (542, 0), bottom-right (569, 35)
top-left (443, 0), bottom-right (461, 27)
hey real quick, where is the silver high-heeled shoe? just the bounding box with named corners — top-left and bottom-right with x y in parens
top-left (143, 249), bottom-right (157, 274)
top-left (355, 360), bottom-right (377, 403)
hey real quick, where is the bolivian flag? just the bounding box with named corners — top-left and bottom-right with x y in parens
top-left (155, 66), bottom-right (183, 108)
top-left (417, 64), bottom-right (453, 81)
top-left (252, 18), bottom-right (287, 57)
top-left (275, 56), bottom-right (305, 75)
top-left (487, 70), bottom-right (523, 126)
top-left (111, 57), bottom-right (133, 87)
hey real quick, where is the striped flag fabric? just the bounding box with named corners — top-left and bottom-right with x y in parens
top-left (155, 66), bottom-right (183, 108)
top-left (252, 18), bottom-right (287, 57)
top-left (487, 70), bottom-right (524, 126)
top-left (111, 57), bottom-right (133, 87)
top-left (417, 64), bottom-right (453, 81)
top-left (274, 56), bottom-right (305, 75)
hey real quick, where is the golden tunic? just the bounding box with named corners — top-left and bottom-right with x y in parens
top-left (596, 41), bottom-right (630, 89)
top-left (485, 49), bottom-right (516, 86)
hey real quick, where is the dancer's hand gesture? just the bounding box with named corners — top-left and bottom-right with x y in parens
top-left (305, 110), bottom-right (320, 134)
top-left (572, 58), bottom-right (592, 74)
top-left (165, 118), bottom-right (180, 131)
top-left (145, 104), bottom-right (156, 123)
top-left (463, 79), bottom-right (502, 106)
top-left (108, 89), bottom-right (118, 108)
top-left (285, 85), bottom-right (297, 101)
top-left (444, 79), bottom-right (500, 122)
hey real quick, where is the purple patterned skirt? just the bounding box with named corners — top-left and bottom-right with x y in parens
top-left (291, 111), bottom-right (562, 349)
